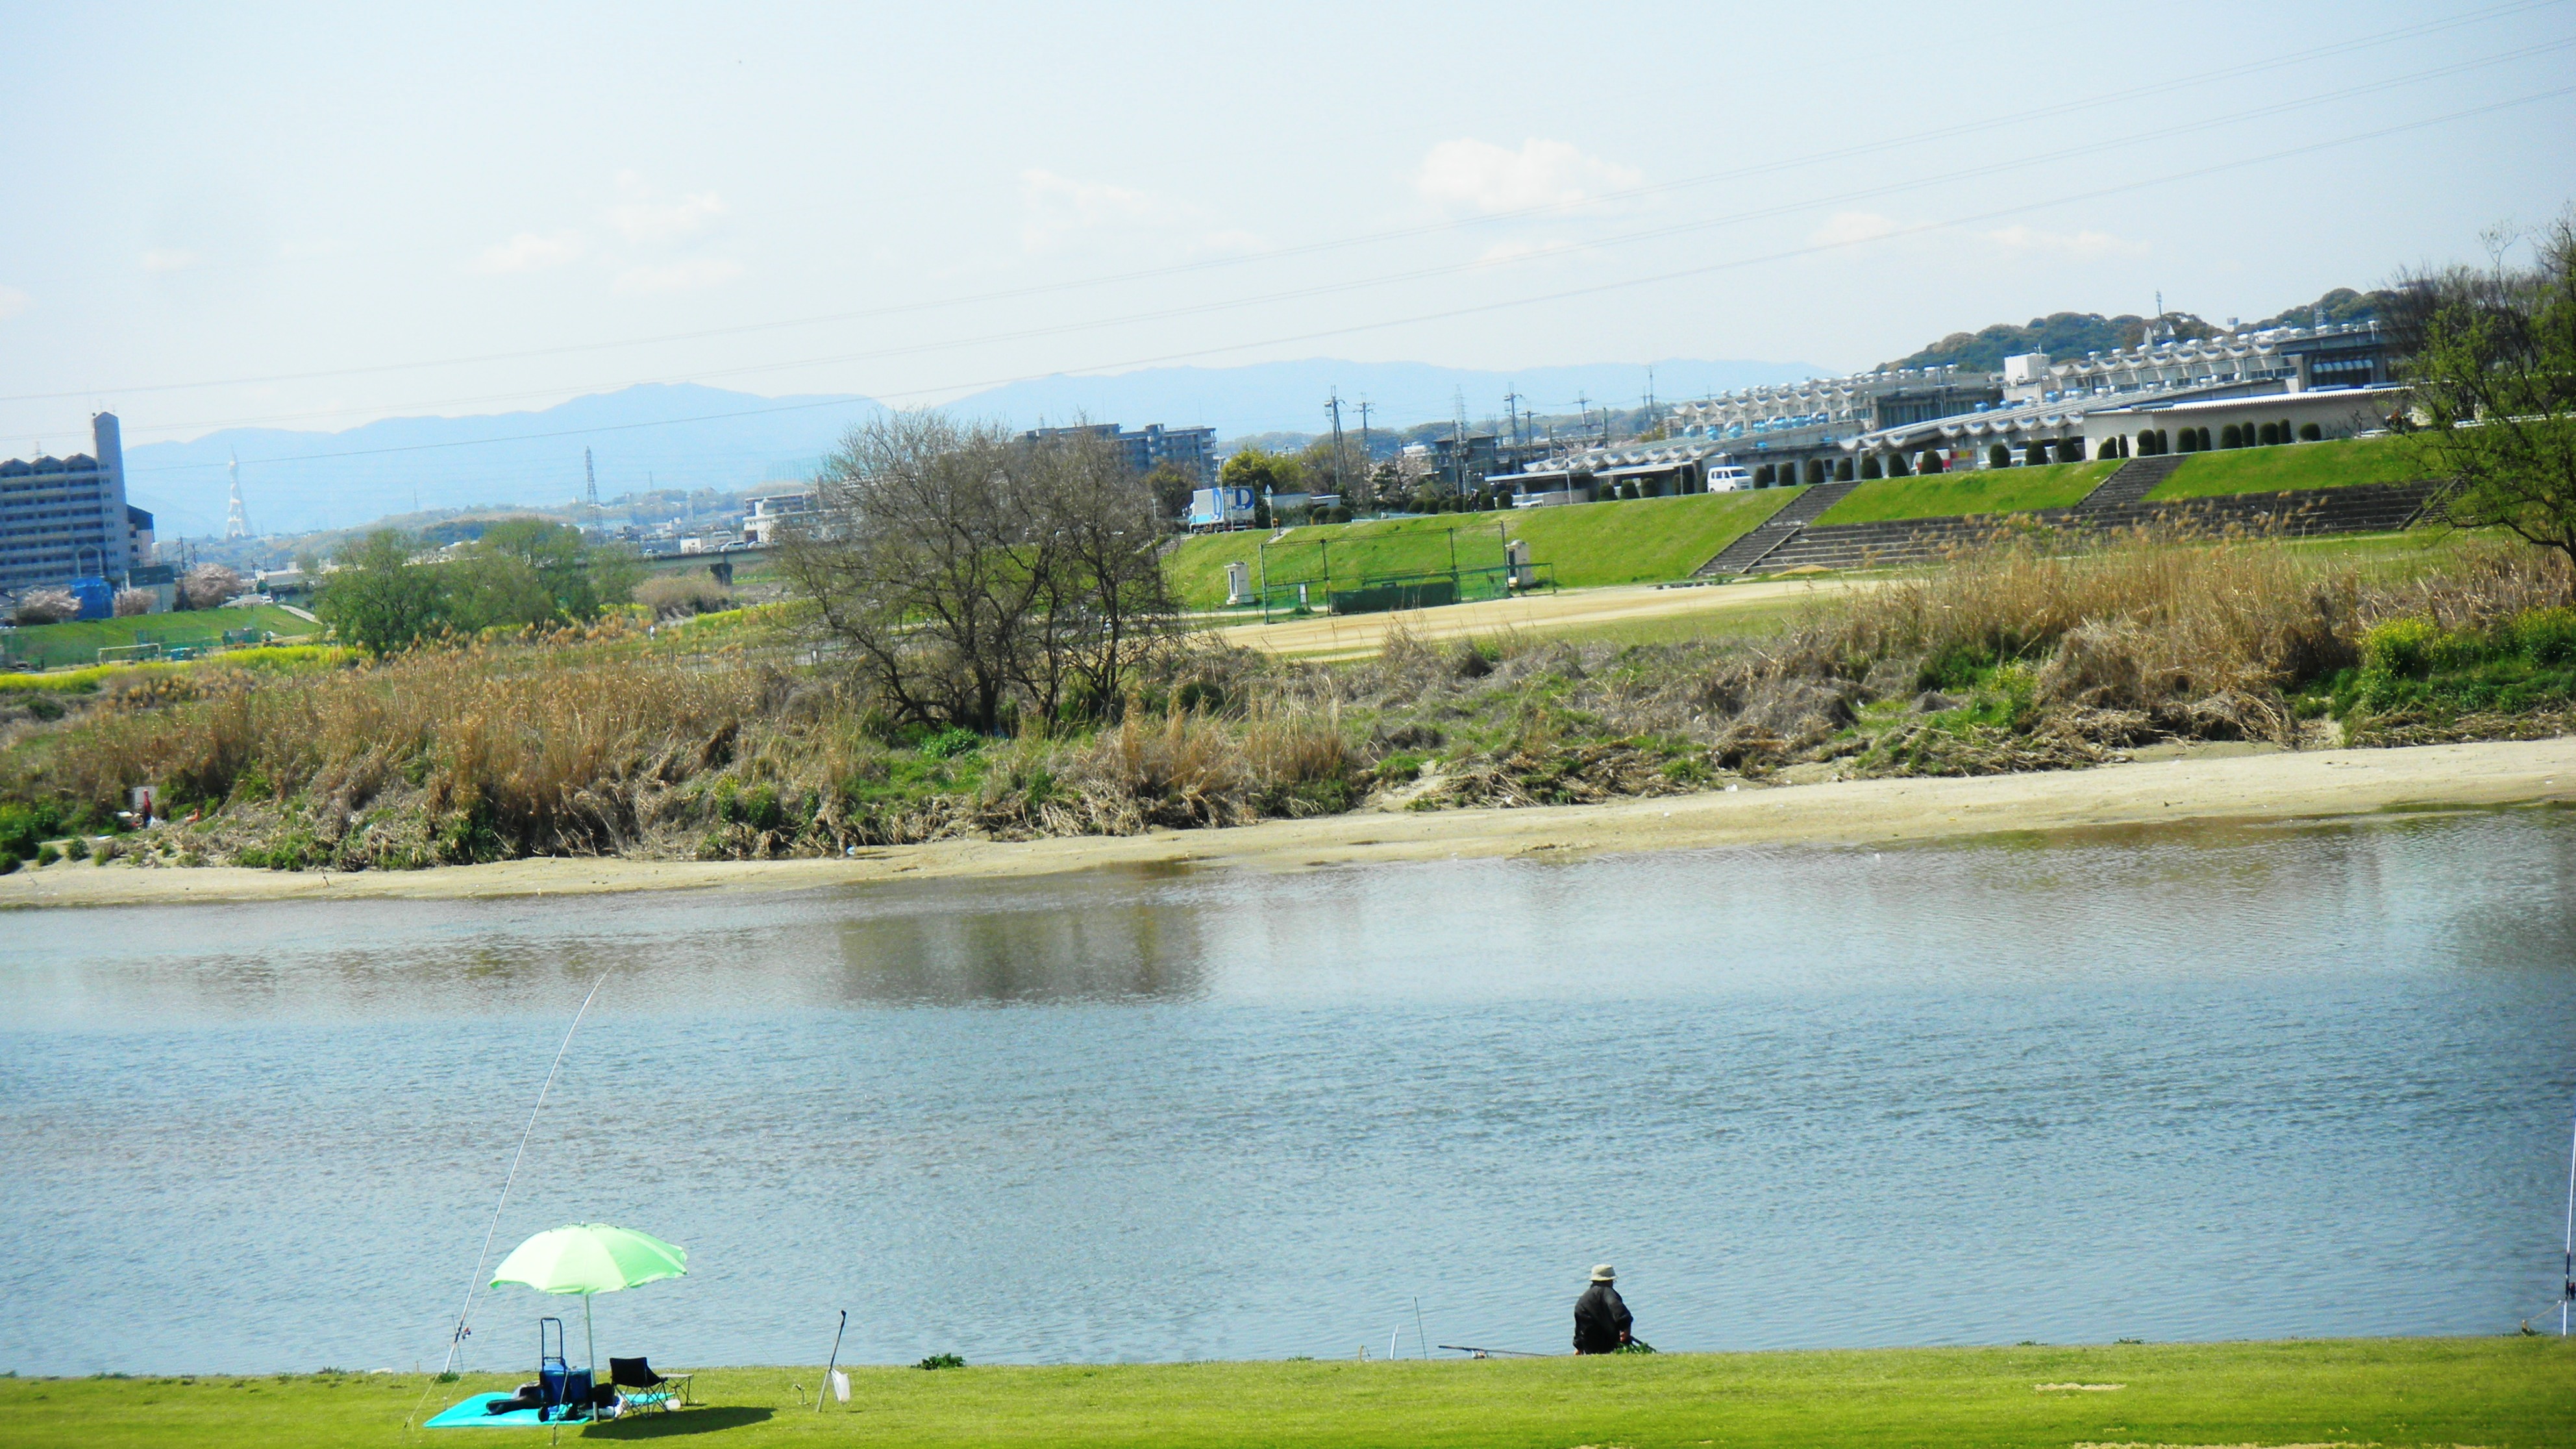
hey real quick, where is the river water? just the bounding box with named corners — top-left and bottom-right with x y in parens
top-left (2, 809), bottom-right (2571, 1376)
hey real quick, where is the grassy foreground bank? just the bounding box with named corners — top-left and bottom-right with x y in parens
top-left (0, 1339), bottom-right (2563, 1447)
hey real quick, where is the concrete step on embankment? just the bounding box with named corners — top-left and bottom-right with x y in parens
top-left (2073, 454), bottom-right (2186, 514)
top-left (1691, 478), bottom-right (1864, 577)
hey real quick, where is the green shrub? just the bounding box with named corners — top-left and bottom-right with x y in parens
top-left (2299, 423), bottom-right (2322, 441)
top-left (1885, 451), bottom-right (1910, 478)
top-left (921, 726), bottom-right (984, 759)
top-left (35, 843), bottom-right (64, 867)
top-left (0, 800), bottom-right (61, 860)
top-left (62, 834), bottom-right (89, 862)
top-left (1835, 456), bottom-right (1855, 480)
top-left (2514, 606), bottom-right (2576, 664)
top-left (1859, 454), bottom-right (1882, 479)
top-left (2360, 617), bottom-right (2443, 677)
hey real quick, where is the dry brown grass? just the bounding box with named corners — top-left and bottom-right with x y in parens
top-left (8, 531), bottom-right (2569, 869)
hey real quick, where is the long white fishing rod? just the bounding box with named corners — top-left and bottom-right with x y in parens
top-left (2562, 1085), bottom-right (2573, 1337)
top-left (435, 972), bottom-right (611, 1377)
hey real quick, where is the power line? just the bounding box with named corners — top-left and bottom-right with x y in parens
top-left (12, 0), bottom-right (2560, 410)
top-left (110, 42), bottom-right (2575, 443)
top-left (119, 83), bottom-right (2575, 477)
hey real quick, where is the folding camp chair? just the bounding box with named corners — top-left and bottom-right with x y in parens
top-left (609, 1357), bottom-right (693, 1414)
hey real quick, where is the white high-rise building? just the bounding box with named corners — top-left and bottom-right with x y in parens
top-left (0, 412), bottom-right (153, 590)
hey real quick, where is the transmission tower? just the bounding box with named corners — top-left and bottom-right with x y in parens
top-left (584, 449), bottom-right (603, 532)
top-left (223, 454), bottom-right (252, 539)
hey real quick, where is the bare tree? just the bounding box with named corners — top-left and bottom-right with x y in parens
top-left (779, 413), bottom-right (1178, 734)
top-left (1024, 427), bottom-right (1179, 721)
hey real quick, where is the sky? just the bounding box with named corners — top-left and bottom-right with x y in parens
top-left (2, 0), bottom-right (2573, 460)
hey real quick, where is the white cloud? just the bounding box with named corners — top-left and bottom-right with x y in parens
top-left (473, 231), bottom-right (586, 274)
top-left (609, 185), bottom-right (726, 243)
top-left (1984, 224), bottom-right (2150, 258)
top-left (613, 258), bottom-right (744, 293)
top-left (0, 284), bottom-right (27, 321)
top-left (1807, 212), bottom-right (1905, 248)
top-left (1017, 169), bottom-right (1256, 258)
top-left (1019, 169), bottom-right (1180, 253)
top-left (141, 248), bottom-right (200, 273)
top-left (1414, 138), bottom-right (1642, 214)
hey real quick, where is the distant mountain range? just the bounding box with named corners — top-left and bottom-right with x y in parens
top-left (122, 356), bottom-right (1818, 536)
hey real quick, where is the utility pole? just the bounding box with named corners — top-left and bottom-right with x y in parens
top-left (1354, 399), bottom-right (1373, 505)
top-left (1503, 390), bottom-right (1524, 449)
top-left (1574, 393), bottom-right (1591, 452)
top-left (1325, 390), bottom-right (1347, 502)
top-left (1452, 388), bottom-right (1470, 499)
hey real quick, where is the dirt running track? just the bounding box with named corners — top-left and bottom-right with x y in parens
top-left (1211, 578), bottom-right (1861, 660)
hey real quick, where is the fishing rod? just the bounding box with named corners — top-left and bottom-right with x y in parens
top-left (437, 972), bottom-right (610, 1374)
top-left (405, 972), bottom-right (611, 1431)
top-left (1437, 1344), bottom-right (1554, 1358)
top-left (2561, 1085), bottom-right (2573, 1337)
top-left (819, 1311), bottom-right (848, 1412)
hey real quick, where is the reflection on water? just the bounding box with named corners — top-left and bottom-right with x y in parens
top-left (831, 889), bottom-right (1207, 1004)
top-left (0, 810), bottom-right (2571, 1375)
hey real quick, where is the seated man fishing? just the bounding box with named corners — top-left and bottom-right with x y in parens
top-left (1572, 1264), bottom-right (1633, 1354)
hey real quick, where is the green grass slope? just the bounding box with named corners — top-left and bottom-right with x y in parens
top-left (1816, 460), bottom-right (2117, 525)
top-left (1164, 491), bottom-right (1798, 609)
top-left (0, 1338), bottom-right (2561, 1448)
top-left (2147, 434), bottom-right (2427, 501)
top-left (0, 604), bottom-right (318, 670)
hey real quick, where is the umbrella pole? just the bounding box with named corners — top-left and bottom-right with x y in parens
top-left (585, 1294), bottom-right (595, 1380)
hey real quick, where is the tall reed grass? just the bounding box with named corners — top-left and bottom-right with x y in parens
top-left (4, 531), bottom-right (2567, 869)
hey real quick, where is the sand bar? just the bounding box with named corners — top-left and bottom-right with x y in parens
top-left (5, 735), bottom-right (2568, 910)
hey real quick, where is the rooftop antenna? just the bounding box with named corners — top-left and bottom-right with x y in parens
top-left (223, 453), bottom-right (252, 539)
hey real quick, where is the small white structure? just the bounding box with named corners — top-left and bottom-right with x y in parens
top-left (1224, 560), bottom-right (1252, 606)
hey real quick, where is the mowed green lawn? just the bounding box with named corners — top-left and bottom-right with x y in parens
top-left (0, 1338), bottom-right (2562, 1448)
top-left (0, 604), bottom-right (318, 669)
top-left (1815, 460), bottom-right (2118, 525)
top-left (2146, 434), bottom-right (2429, 501)
top-left (1164, 491), bottom-right (1798, 608)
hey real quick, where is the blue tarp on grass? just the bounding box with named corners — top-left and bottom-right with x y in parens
top-left (425, 1393), bottom-right (592, 1428)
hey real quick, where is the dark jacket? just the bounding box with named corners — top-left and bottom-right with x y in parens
top-left (1572, 1282), bottom-right (1631, 1354)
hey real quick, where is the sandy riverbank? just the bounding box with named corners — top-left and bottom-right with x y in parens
top-left (5, 734), bottom-right (2568, 910)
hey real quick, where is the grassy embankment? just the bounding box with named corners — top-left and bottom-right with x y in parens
top-left (1163, 489), bottom-right (1800, 609)
top-left (1814, 459), bottom-right (2118, 525)
top-left (0, 603), bottom-right (318, 670)
top-left (2145, 434), bottom-right (2426, 500)
top-left (0, 1338), bottom-right (2564, 1448)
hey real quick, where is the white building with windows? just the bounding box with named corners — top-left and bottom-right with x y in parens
top-left (1, 413), bottom-right (153, 591)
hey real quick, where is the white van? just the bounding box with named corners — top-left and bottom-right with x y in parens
top-left (1704, 465), bottom-right (1753, 493)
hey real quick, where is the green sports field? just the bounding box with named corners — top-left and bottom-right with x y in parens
top-left (1163, 491), bottom-right (1798, 610)
top-left (0, 1337), bottom-right (2562, 1447)
top-left (0, 604), bottom-right (318, 671)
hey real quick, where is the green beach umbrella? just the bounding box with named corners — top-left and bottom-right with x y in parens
top-left (491, 1223), bottom-right (688, 1376)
